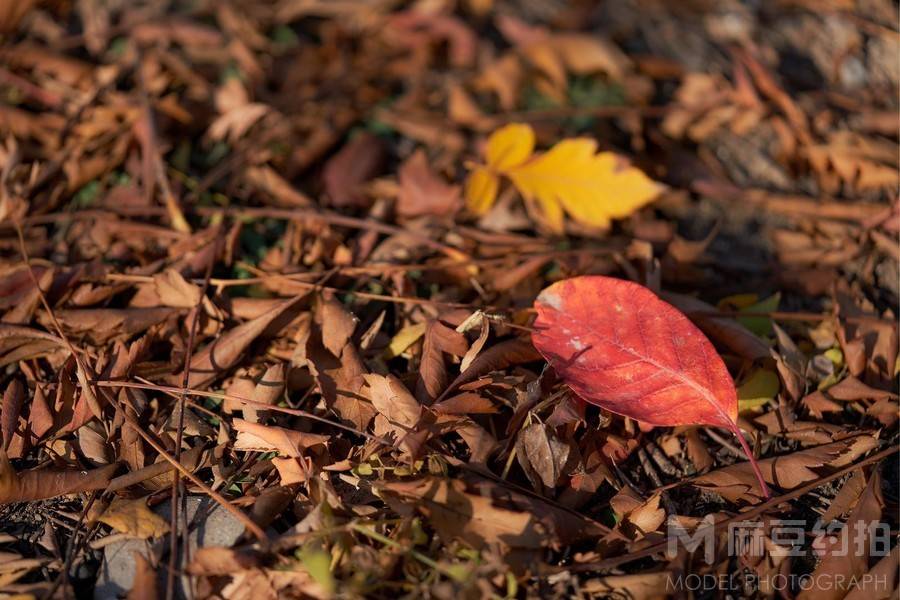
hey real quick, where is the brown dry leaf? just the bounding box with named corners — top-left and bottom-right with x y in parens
top-left (608, 487), bottom-right (666, 540)
top-left (821, 469), bottom-right (867, 523)
top-left (452, 418), bottom-right (499, 464)
top-left (152, 268), bottom-right (202, 308)
top-left (798, 471), bottom-right (884, 600)
top-left (432, 392), bottom-right (497, 415)
top-left (243, 362), bottom-right (286, 422)
top-left (127, 553), bottom-right (159, 600)
top-left (98, 497), bottom-right (170, 539)
top-left (386, 10), bottom-right (477, 68)
top-left (362, 374), bottom-right (422, 428)
top-left (683, 429), bottom-right (714, 472)
top-left (805, 132), bottom-right (900, 194)
top-left (0, 450), bottom-right (117, 504)
top-left (459, 313), bottom-right (489, 373)
top-left (177, 296), bottom-right (304, 389)
top-left (416, 319), bottom-right (468, 403)
top-left (843, 544), bottom-right (899, 600)
top-left (693, 436), bottom-right (877, 503)
top-left (521, 34), bottom-right (632, 93)
top-left (272, 456), bottom-right (316, 485)
top-left (753, 406), bottom-right (849, 446)
top-left (1, 380), bottom-right (24, 452)
top-left (438, 338), bottom-right (541, 401)
top-left (322, 133), bottom-right (385, 208)
top-left (208, 102), bottom-right (270, 144)
top-left (803, 375), bottom-right (898, 418)
top-left (515, 422), bottom-right (569, 489)
top-left (46, 308), bottom-right (176, 345)
top-left (318, 296), bottom-right (358, 357)
top-left (473, 53), bottom-right (523, 111)
top-left (381, 476), bottom-right (602, 549)
top-left (396, 150), bottom-right (461, 218)
top-left (315, 344), bottom-right (373, 431)
top-left (233, 419), bottom-right (328, 457)
top-left (187, 547), bottom-right (264, 576)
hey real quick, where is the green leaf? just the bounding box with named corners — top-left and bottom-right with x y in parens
top-left (737, 293), bottom-right (781, 337)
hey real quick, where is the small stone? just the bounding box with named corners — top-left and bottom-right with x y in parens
top-left (94, 497), bottom-right (245, 599)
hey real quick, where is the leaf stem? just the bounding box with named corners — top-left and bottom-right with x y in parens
top-left (729, 425), bottom-right (772, 500)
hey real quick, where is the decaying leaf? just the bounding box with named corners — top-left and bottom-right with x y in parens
top-left (177, 296), bottom-right (304, 389)
top-left (693, 436), bottom-right (877, 503)
top-left (0, 450), bottom-right (117, 504)
top-left (233, 419), bottom-right (329, 457)
top-left (363, 374), bottom-right (422, 429)
top-left (515, 422), bottom-right (570, 488)
top-left (380, 476), bottom-right (604, 549)
top-left (97, 497), bottom-right (171, 538)
top-left (397, 150), bottom-right (461, 218)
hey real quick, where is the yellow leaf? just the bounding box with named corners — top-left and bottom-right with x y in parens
top-left (507, 138), bottom-right (662, 233)
top-left (737, 369), bottom-right (780, 412)
top-left (385, 322), bottom-right (428, 358)
top-left (485, 123), bottom-right (534, 170)
top-left (464, 167), bottom-right (499, 215)
top-left (99, 498), bottom-right (171, 539)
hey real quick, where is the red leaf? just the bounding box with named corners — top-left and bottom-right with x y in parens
top-left (532, 276), bottom-right (770, 499)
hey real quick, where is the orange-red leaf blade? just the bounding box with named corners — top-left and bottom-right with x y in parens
top-left (531, 276), bottom-right (770, 499)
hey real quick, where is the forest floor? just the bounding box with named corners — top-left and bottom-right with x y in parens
top-left (0, 1), bottom-right (897, 599)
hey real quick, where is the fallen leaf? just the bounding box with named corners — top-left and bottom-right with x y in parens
top-left (176, 296), bottom-right (304, 389)
top-left (244, 362), bottom-right (286, 422)
top-left (322, 133), bottom-right (385, 208)
top-left (416, 319), bottom-right (468, 403)
top-left (516, 422), bottom-right (570, 488)
top-left (694, 436), bottom-right (877, 503)
top-left (187, 547), bottom-right (264, 575)
top-left (385, 322), bottom-right (427, 359)
top-left (0, 450), bottom-right (117, 504)
top-left (396, 150), bottom-right (461, 218)
top-left (432, 392), bottom-right (497, 415)
top-left (799, 470), bottom-right (884, 600)
top-left (464, 123), bottom-right (534, 213)
top-left (127, 552), bottom-right (159, 600)
top-left (532, 276), bottom-right (770, 498)
top-left (465, 123), bottom-right (662, 232)
top-left (233, 419), bottom-right (329, 457)
top-left (843, 544), bottom-right (899, 600)
top-left (437, 338), bottom-right (541, 401)
top-left (46, 308), bottom-right (176, 344)
top-left (319, 296), bottom-right (358, 357)
top-left (1, 380), bottom-right (24, 452)
top-left (98, 497), bottom-right (170, 538)
top-left (381, 476), bottom-right (603, 549)
top-left (660, 292), bottom-right (772, 361)
top-left (737, 369), bottom-right (780, 411)
top-left (152, 268), bottom-right (202, 308)
top-left (363, 374), bottom-right (422, 428)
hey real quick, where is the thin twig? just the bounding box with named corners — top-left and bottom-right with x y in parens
top-left (167, 234), bottom-right (217, 600)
